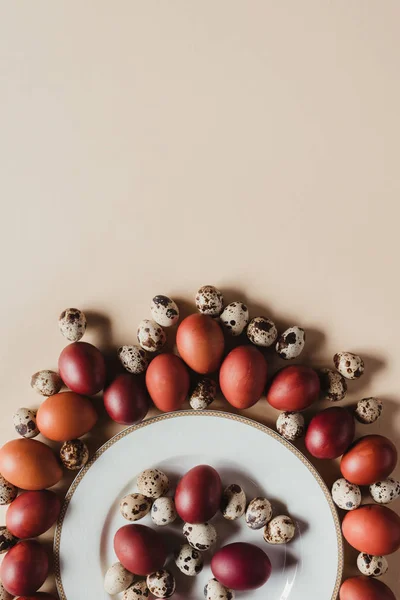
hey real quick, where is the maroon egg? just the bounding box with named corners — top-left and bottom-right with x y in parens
top-left (211, 542), bottom-right (272, 591)
top-left (219, 346), bottom-right (268, 409)
top-left (104, 374), bottom-right (149, 425)
top-left (114, 524), bottom-right (167, 576)
top-left (6, 490), bottom-right (61, 539)
top-left (175, 465), bottom-right (222, 524)
top-left (305, 407), bottom-right (355, 459)
top-left (266, 366), bottom-right (320, 411)
top-left (0, 540), bottom-right (49, 596)
top-left (59, 341), bottom-right (106, 395)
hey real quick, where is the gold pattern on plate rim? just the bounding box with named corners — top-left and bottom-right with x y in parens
top-left (54, 410), bottom-right (343, 600)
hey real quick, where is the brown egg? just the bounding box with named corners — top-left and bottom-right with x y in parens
top-left (36, 391), bottom-right (97, 442)
top-left (0, 439), bottom-right (62, 491)
top-left (341, 435), bottom-right (397, 485)
top-left (342, 504), bottom-right (400, 555)
top-left (176, 314), bottom-right (225, 374)
top-left (340, 576), bottom-right (395, 600)
top-left (146, 353), bottom-right (190, 412)
top-left (219, 346), bottom-right (267, 409)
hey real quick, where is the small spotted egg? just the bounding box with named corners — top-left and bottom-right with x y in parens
top-left (204, 578), bottom-right (235, 600)
top-left (190, 378), bottom-right (217, 410)
top-left (333, 352), bottom-right (364, 380)
top-left (0, 474), bottom-right (18, 506)
top-left (137, 469), bottom-right (169, 498)
top-left (59, 308), bottom-right (87, 341)
top-left (221, 484), bottom-right (246, 520)
top-left (245, 497), bottom-right (272, 530)
top-left (264, 515), bottom-right (296, 544)
top-left (137, 320), bottom-right (166, 353)
top-left (183, 522), bottom-right (217, 551)
top-left (120, 493), bottom-right (152, 522)
top-left (357, 553), bottom-right (388, 577)
top-left (0, 527), bottom-right (17, 554)
top-left (150, 295), bottom-right (180, 327)
top-left (175, 543), bottom-right (204, 576)
top-left (31, 369), bottom-right (63, 396)
top-left (104, 562), bottom-right (135, 595)
top-left (369, 478), bottom-right (400, 504)
top-left (276, 326), bottom-right (305, 360)
top-left (151, 496), bottom-right (177, 526)
top-left (118, 345), bottom-right (149, 374)
top-left (0, 580), bottom-right (13, 600)
top-left (60, 439), bottom-right (89, 470)
top-left (147, 570), bottom-right (176, 599)
top-left (13, 408), bottom-right (39, 439)
top-left (123, 580), bottom-right (150, 600)
top-left (331, 478), bottom-right (361, 511)
top-left (355, 397), bottom-right (383, 424)
top-left (276, 411), bottom-right (305, 441)
top-left (220, 302), bottom-right (249, 336)
top-left (318, 368), bottom-right (347, 402)
top-left (247, 317), bottom-right (278, 347)
top-left (195, 286), bottom-right (224, 317)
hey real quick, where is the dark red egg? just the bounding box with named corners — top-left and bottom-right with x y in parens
top-left (340, 576), bottom-right (396, 600)
top-left (6, 490), bottom-right (61, 539)
top-left (341, 435), bottom-right (397, 485)
top-left (16, 595), bottom-right (57, 600)
top-left (176, 314), bottom-right (225, 374)
top-left (59, 341), bottom-right (106, 395)
top-left (219, 346), bottom-right (268, 409)
top-left (0, 540), bottom-right (49, 596)
top-left (211, 542), bottom-right (272, 591)
top-left (175, 465), bottom-right (222, 523)
top-left (145, 353), bottom-right (190, 412)
top-left (305, 407), bottom-right (355, 459)
top-left (266, 365), bottom-right (320, 411)
top-left (114, 524), bottom-right (167, 576)
top-left (104, 374), bottom-right (149, 425)
top-left (342, 504), bottom-right (400, 555)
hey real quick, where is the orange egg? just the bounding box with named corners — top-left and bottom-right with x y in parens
top-left (340, 576), bottom-right (395, 600)
top-left (0, 439), bottom-right (62, 490)
top-left (219, 346), bottom-right (268, 409)
top-left (145, 353), bottom-right (190, 412)
top-left (36, 391), bottom-right (97, 442)
top-left (342, 504), bottom-right (400, 555)
top-left (176, 314), bottom-right (225, 374)
top-left (341, 435), bottom-right (397, 485)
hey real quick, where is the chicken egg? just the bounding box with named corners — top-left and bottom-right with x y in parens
top-left (355, 398), bottom-right (383, 424)
top-left (369, 478), bottom-right (400, 504)
top-left (276, 326), bottom-right (305, 360)
top-left (334, 352), bottom-right (364, 380)
top-left (174, 543), bottom-right (204, 576)
top-left (357, 553), bottom-right (388, 577)
top-left (104, 562), bottom-right (135, 595)
top-left (332, 478), bottom-right (362, 511)
top-left (264, 515), bottom-right (295, 544)
top-left (220, 302), bottom-right (249, 336)
top-left (118, 345), bottom-right (149, 374)
top-left (137, 320), bottom-right (166, 353)
top-left (137, 469), bottom-right (169, 499)
top-left (150, 295), bottom-right (179, 327)
top-left (195, 286), bottom-right (224, 317)
top-left (13, 408), bottom-right (39, 439)
top-left (221, 484), bottom-right (246, 520)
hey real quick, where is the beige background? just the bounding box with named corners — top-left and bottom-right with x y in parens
top-left (1, 1), bottom-right (400, 597)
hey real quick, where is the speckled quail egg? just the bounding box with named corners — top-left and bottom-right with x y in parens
top-left (31, 369), bottom-right (63, 396)
top-left (183, 522), bottom-right (217, 551)
top-left (0, 474), bottom-right (18, 506)
top-left (123, 580), bottom-right (150, 600)
top-left (0, 580), bottom-right (13, 600)
top-left (276, 411), bottom-right (305, 441)
top-left (118, 345), bottom-right (149, 374)
top-left (357, 553), bottom-right (388, 577)
top-left (195, 286), bottom-right (224, 317)
top-left (220, 302), bottom-right (249, 336)
top-left (150, 295), bottom-right (180, 327)
top-left (318, 368), bottom-right (347, 402)
top-left (60, 439), bottom-right (89, 470)
top-left (146, 570), bottom-right (176, 599)
top-left (59, 308), bottom-right (87, 341)
top-left (333, 352), bottom-right (364, 380)
top-left (190, 378), bottom-right (217, 410)
top-left (276, 326), bottom-right (305, 360)
top-left (369, 477), bottom-right (400, 504)
top-left (264, 515), bottom-right (296, 544)
top-left (245, 497), bottom-right (273, 530)
top-left (151, 496), bottom-right (177, 526)
top-left (0, 527), bottom-right (17, 554)
top-left (204, 578), bottom-right (235, 600)
top-left (247, 317), bottom-right (278, 347)
top-left (137, 320), bottom-right (166, 353)
top-left (120, 493), bottom-right (152, 522)
top-left (13, 408), bottom-right (39, 439)
top-left (104, 562), bottom-right (135, 595)
top-left (355, 397), bottom-right (383, 424)
top-left (331, 478), bottom-right (361, 511)
top-left (221, 484), bottom-right (246, 520)
top-left (175, 543), bottom-right (204, 576)
top-left (137, 469), bottom-right (169, 498)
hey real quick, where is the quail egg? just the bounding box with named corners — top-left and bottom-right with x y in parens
top-left (151, 496), bottom-right (177, 526)
top-left (195, 286), bottom-right (224, 317)
top-left (13, 408), bottom-right (39, 439)
top-left (331, 478), bottom-right (362, 511)
top-left (245, 497), bottom-right (273, 530)
top-left (264, 515), bottom-right (296, 544)
top-left (137, 469), bottom-right (169, 498)
top-left (104, 562), bottom-right (135, 595)
top-left (190, 378), bottom-right (217, 410)
top-left (355, 397), bottom-right (383, 424)
top-left (369, 477), bottom-right (400, 504)
top-left (276, 411), bottom-right (305, 441)
top-left (221, 484), bottom-right (246, 520)
top-left (0, 475), bottom-right (18, 506)
top-left (333, 352), bottom-right (364, 380)
top-left (31, 369), bottom-right (63, 396)
top-left (174, 543), bottom-right (204, 576)
top-left (123, 580), bottom-right (150, 600)
top-left (357, 553), bottom-right (388, 577)
top-left (183, 522), bottom-right (217, 551)
top-left (204, 578), bottom-right (235, 600)
top-left (276, 326), bottom-right (305, 360)
top-left (247, 317), bottom-right (278, 347)
top-left (137, 320), bottom-right (166, 353)
top-left (59, 308), bottom-right (87, 341)
top-left (60, 439), bottom-right (89, 470)
top-left (0, 580), bottom-right (13, 600)
top-left (318, 368), bottom-right (347, 402)
top-left (118, 345), bottom-right (149, 374)
top-left (0, 527), bottom-right (17, 554)
top-left (146, 570), bottom-right (176, 599)
top-left (220, 302), bottom-right (249, 336)
top-left (120, 493), bottom-right (152, 522)
top-left (150, 295), bottom-right (179, 327)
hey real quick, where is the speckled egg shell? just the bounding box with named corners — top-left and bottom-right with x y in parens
top-left (276, 326), bottom-right (305, 360)
top-left (137, 320), bottom-right (166, 353)
top-left (0, 474), bottom-right (18, 506)
top-left (370, 478), bottom-right (400, 504)
top-left (204, 578), bottom-right (235, 600)
top-left (276, 411), bottom-right (305, 441)
top-left (190, 378), bottom-right (218, 410)
top-left (220, 302), bottom-right (249, 336)
top-left (31, 369), bottom-right (63, 396)
top-left (247, 317), bottom-right (278, 347)
top-left (355, 397), bottom-right (383, 424)
top-left (146, 570), bottom-right (176, 599)
top-left (0, 580), bottom-right (13, 600)
top-left (183, 522), bottom-right (217, 551)
top-left (59, 308), bottom-right (87, 341)
top-left (195, 286), bottom-right (224, 317)
top-left (137, 469), bottom-right (169, 498)
top-left (13, 408), bottom-right (39, 439)
top-left (175, 543), bottom-right (204, 576)
top-left (0, 527), bottom-right (17, 554)
top-left (151, 496), bottom-right (177, 526)
top-left (318, 368), bottom-right (347, 402)
top-left (150, 295), bottom-right (180, 327)
top-left (118, 345), bottom-right (149, 374)
top-left (120, 493), bottom-right (152, 522)
top-left (104, 562), bottom-right (135, 595)
top-left (123, 580), bottom-right (150, 600)
top-left (221, 484), bottom-right (246, 520)
top-left (263, 515), bottom-right (295, 544)
top-left (245, 497), bottom-right (272, 530)
top-left (60, 439), bottom-right (89, 470)
top-left (333, 352), bottom-right (365, 380)
top-left (357, 553), bottom-right (388, 577)
top-left (332, 478), bottom-right (362, 511)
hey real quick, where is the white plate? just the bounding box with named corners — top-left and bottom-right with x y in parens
top-left (55, 411), bottom-right (343, 600)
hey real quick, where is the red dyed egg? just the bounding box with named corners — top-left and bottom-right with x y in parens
top-left (340, 576), bottom-right (395, 600)
top-left (59, 341), bottom-right (106, 395)
top-left (266, 365), bottom-right (320, 411)
top-left (114, 524), bottom-right (167, 575)
top-left (145, 353), bottom-right (190, 412)
top-left (176, 314), bottom-right (225, 374)
top-left (104, 374), bottom-right (149, 425)
top-left (342, 504), bottom-right (400, 555)
top-left (0, 540), bottom-right (49, 596)
top-left (305, 407), bottom-right (355, 459)
top-left (175, 465), bottom-right (222, 523)
top-left (211, 542), bottom-right (272, 591)
top-left (341, 435), bottom-right (397, 485)
top-left (219, 346), bottom-right (268, 409)
top-left (36, 391), bottom-right (97, 441)
top-left (17, 595), bottom-right (57, 600)
top-left (6, 490), bottom-right (61, 539)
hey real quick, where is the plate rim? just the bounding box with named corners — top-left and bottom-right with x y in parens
top-left (54, 410), bottom-right (344, 600)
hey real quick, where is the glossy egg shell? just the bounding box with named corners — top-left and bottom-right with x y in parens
top-left (145, 353), bottom-right (190, 412)
top-left (211, 542), bottom-right (272, 591)
top-left (305, 407), bottom-right (355, 459)
top-left (0, 439), bottom-right (62, 490)
top-left (104, 374), bottom-right (149, 425)
top-left (175, 465), bottom-right (222, 523)
top-left (219, 346), bottom-right (268, 409)
top-left (58, 341), bottom-right (106, 395)
top-left (342, 504), bottom-right (400, 555)
top-left (0, 540), bottom-right (49, 596)
top-left (6, 490), bottom-right (61, 539)
top-left (339, 576), bottom-right (395, 600)
top-left (266, 366), bottom-right (320, 411)
top-left (341, 435), bottom-right (397, 485)
top-left (36, 391), bottom-right (97, 442)
top-left (176, 314), bottom-right (225, 374)
top-left (114, 524), bottom-right (167, 576)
